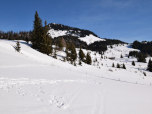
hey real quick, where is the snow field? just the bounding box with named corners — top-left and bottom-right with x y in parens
top-left (0, 40), bottom-right (152, 114)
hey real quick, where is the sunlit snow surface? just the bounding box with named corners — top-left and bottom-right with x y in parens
top-left (0, 40), bottom-right (152, 114)
top-left (78, 34), bottom-right (105, 45)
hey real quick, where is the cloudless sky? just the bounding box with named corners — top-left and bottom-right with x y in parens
top-left (0, 0), bottom-right (152, 43)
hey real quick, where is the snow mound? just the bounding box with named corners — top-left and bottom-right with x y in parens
top-left (78, 34), bottom-right (105, 45)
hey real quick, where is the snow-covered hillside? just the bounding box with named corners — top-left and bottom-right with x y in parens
top-left (78, 34), bottom-right (105, 45)
top-left (48, 24), bottom-right (105, 45)
top-left (0, 39), bottom-right (152, 114)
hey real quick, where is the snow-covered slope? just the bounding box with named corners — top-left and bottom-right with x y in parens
top-left (78, 34), bottom-right (105, 45)
top-left (48, 28), bottom-right (105, 45)
top-left (48, 29), bottom-right (68, 38)
top-left (0, 40), bottom-right (152, 114)
top-left (48, 23), bottom-right (105, 45)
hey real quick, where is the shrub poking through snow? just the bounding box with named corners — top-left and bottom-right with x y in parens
top-left (108, 68), bottom-right (113, 72)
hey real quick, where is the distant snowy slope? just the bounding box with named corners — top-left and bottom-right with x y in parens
top-left (48, 28), bottom-right (105, 45)
top-left (78, 34), bottom-right (105, 45)
top-left (48, 23), bottom-right (106, 45)
top-left (48, 29), bottom-right (68, 38)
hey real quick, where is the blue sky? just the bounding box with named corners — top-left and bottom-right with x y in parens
top-left (0, 0), bottom-right (152, 43)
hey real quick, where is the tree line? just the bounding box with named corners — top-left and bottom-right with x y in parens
top-left (129, 51), bottom-right (146, 63)
top-left (132, 40), bottom-right (152, 56)
top-left (0, 30), bottom-right (32, 43)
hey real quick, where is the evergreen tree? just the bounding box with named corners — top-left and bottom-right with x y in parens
top-left (117, 63), bottom-right (120, 68)
top-left (53, 47), bottom-right (57, 59)
top-left (132, 61), bottom-right (135, 66)
top-left (40, 20), bottom-right (52, 55)
top-left (15, 41), bottom-right (21, 52)
top-left (147, 59), bottom-right (152, 72)
top-left (69, 41), bottom-right (77, 62)
top-left (137, 52), bottom-right (146, 63)
top-left (122, 63), bottom-right (126, 69)
top-left (31, 11), bottom-right (43, 50)
top-left (112, 63), bottom-right (115, 67)
top-left (120, 54), bottom-right (123, 58)
top-left (79, 46), bottom-right (85, 61)
top-left (25, 36), bottom-right (29, 44)
top-left (65, 42), bottom-right (70, 61)
top-left (86, 52), bottom-right (92, 65)
top-left (57, 38), bottom-right (63, 50)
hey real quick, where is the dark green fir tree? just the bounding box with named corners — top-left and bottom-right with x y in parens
top-left (15, 41), bottom-right (21, 52)
top-left (120, 54), bottom-right (123, 58)
top-left (69, 41), bottom-right (77, 62)
top-left (31, 11), bottom-right (44, 50)
top-left (86, 52), bottom-right (92, 65)
top-left (40, 20), bottom-right (52, 55)
top-left (122, 63), bottom-right (126, 69)
top-left (132, 61), bottom-right (135, 66)
top-left (112, 63), bottom-right (115, 67)
top-left (117, 63), bottom-right (120, 68)
top-left (79, 46), bottom-right (85, 61)
top-left (147, 59), bottom-right (152, 72)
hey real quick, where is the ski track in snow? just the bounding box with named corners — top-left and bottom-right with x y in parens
top-left (0, 64), bottom-right (46, 68)
top-left (0, 78), bottom-right (107, 111)
top-left (0, 78), bottom-right (103, 88)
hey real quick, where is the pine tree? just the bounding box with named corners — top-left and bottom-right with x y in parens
top-left (57, 38), bottom-right (63, 50)
top-left (122, 63), bottom-right (126, 69)
top-left (120, 54), bottom-right (123, 58)
top-left (86, 52), bottom-right (92, 65)
top-left (79, 46), bottom-right (85, 61)
top-left (147, 59), bottom-right (152, 72)
top-left (69, 41), bottom-right (77, 62)
top-left (53, 47), bottom-right (57, 59)
top-left (65, 42), bottom-right (70, 61)
top-left (132, 61), bottom-right (135, 66)
top-left (117, 63), bottom-right (120, 68)
top-left (112, 63), bottom-right (115, 67)
top-left (40, 20), bottom-right (52, 55)
top-left (25, 36), bottom-right (29, 44)
top-left (137, 52), bottom-right (146, 63)
top-left (15, 41), bottom-right (21, 52)
top-left (31, 11), bottom-right (43, 50)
